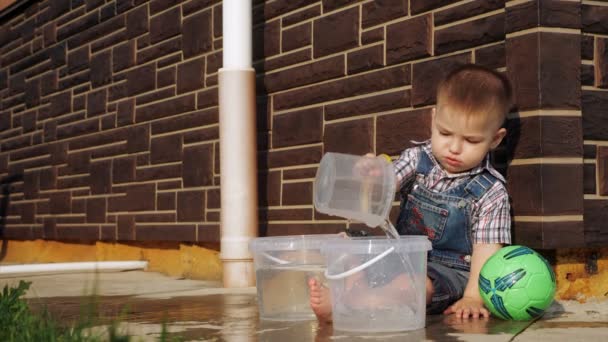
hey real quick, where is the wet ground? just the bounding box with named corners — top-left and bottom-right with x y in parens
top-left (1, 270), bottom-right (607, 341)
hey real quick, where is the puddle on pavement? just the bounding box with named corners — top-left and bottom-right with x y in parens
top-left (27, 294), bottom-right (536, 341)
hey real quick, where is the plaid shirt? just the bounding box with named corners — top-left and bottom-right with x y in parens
top-left (393, 141), bottom-right (511, 244)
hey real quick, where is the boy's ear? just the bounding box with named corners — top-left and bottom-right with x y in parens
top-left (491, 127), bottom-right (507, 149)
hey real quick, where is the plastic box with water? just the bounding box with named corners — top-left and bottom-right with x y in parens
top-left (249, 235), bottom-right (337, 321)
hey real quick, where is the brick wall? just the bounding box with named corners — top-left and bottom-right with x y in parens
top-left (0, 0), bottom-right (605, 249)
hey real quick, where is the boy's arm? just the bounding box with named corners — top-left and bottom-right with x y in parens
top-left (443, 243), bottom-right (502, 318)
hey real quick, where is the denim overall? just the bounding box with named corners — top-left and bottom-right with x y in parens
top-left (395, 151), bottom-right (499, 272)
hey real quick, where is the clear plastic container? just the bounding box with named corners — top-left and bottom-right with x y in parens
top-left (323, 236), bottom-right (432, 332)
top-left (314, 153), bottom-right (395, 228)
top-left (249, 234), bottom-right (338, 321)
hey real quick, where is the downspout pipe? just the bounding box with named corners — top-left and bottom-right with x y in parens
top-left (218, 0), bottom-right (258, 288)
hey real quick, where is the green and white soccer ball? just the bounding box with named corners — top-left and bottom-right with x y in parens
top-left (479, 245), bottom-right (556, 321)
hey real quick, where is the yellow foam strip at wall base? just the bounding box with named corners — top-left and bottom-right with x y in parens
top-left (0, 240), bottom-right (222, 281)
top-left (554, 248), bottom-right (608, 302)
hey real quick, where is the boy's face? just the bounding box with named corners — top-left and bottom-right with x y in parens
top-left (430, 106), bottom-right (506, 174)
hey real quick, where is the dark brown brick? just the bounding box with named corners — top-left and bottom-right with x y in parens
top-left (347, 44), bottom-right (383, 74)
top-left (475, 43), bottom-right (505, 70)
top-left (127, 63), bottom-right (156, 96)
top-left (49, 91), bottom-right (71, 117)
top-left (582, 35), bottom-right (594, 60)
top-left (177, 190), bottom-right (205, 221)
top-left (265, 223), bottom-right (345, 236)
top-left (265, 145), bottom-right (323, 169)
top-left (377, 108), bottom-right (432, 155)
top-left (119, 183), bottom-right (156, 211)
top-left (361, 27), bottom-right (384, 45)
top-left (127, 4), bottom-right (148, 38)
top-left (113, 40), bottom-right (135, 72)
top-left (514, 221), bottom-right (585, 249)
top-left (539, 33), bottom-right (581, 109)
top-left (207, 188), bottom-right (221, 209)
top-left (137, 36), bottom-right (181, 64)
top-left (584, 199), bottom-right (608, 246)
top-left (117, 98), bottom-right (135, 126)
top-left (177, 57), bottom-right (205, 94)
top-left (265, 208), bottom-right (312, 221)
top-left (136, 88), bottom-right (176, 106)
top-left (157, 192), bottom-right (175, 210)
top-left (361, 0), bottom-right (407, 28)
top-left (598, 146), bottom-right (608, 196)
top-left (259, 49), bottom-right (310, 73)
top-left (55, 226), bottom-right (99, 241)
top-left (313, 7), bottom-right (359, 58)
top-left (386, 14), bottom-right (431, 65)
top-left (508, 164), bottom-right (583, 216)
top-left (127, 124), bottom-right (150, 153)
top-left (282, 22), bottom-right (311, 52)
top-left (283, 4), bottom-right (321, 26)
top-left (136, 94), bottom-right (196, 122)
top-left (182, 9), bottom-right (212, 58)
top-left (262, 55), bottom-right (344, 93)
top-left (584, 144), bottom-right (597, 159)
top-left (582, 4), bottom-right (608, 34)
top-left (596, 38), bottom-right (608, 88)
top-left (584, 163), bottom-right (596, 195)
top-left (257, 0), bottom-right (317, 22)
top-left (90, 50), bottom-right (112, 88)
top-left (410, 0), bottom-right (461, 15)
top-left (117, 215), bottom-right (135, 240)
top-left (282, 182), bottom-right (312, 206)
top-left (57, 118), bottom-right (100, 140)
top-left (49, 191), bottom-right (71, 214)
top-left (412, 53), bottom-right (470, 107)
top-left (253, 19), bottom-right (280, 60)
top-left (197, 224), bottom-right (219, 243)
top-left (87, 88), bottom-right (106, 117)
top-left (113, 156), bottom-right (136, 183)
top-left (435, 0), bottom-right (503, 26)
top-left (582, 64), bottom-right (594, 87)
top-left (197, 87), bottom-right (218, 109)
top-left (150, 134), bottom-right (182, 164)
top-left (86, 197), bottom-right (106, 223)
top-left (506, 0), bottom-right (580, 34)
top-left (152, 110), bottom-right (218, 135)
top-left (506, 116), bottom-right (583, 159)
top-left (183, 144), bottom-right (214, 187)
top-left (136, 225), bottom-right (196, 241)
top-left (273, 107), bottom-right (323, 148)
top-left (582, 90), bottom-right (608, 140)
top-left (157, 67), bottom-right (176, 88)
top-left (90, 160), bottom-right (112, 194)
top-left (324, 118), bottom-right (373, 155)
top-left (67, 45), bottom-right (89, 74)
top-left (274, 64), bottom-right (411, 111)
top-left (137, 164), bottom-right (181, 182)
top-left (149, 7), bottom-right (180, 44)
top-left (325, 90), bottom-right (410, 121)
top-left (435, 13), bottom-right (504, 55)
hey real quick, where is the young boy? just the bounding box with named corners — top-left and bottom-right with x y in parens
top-left (309, 64), bottom-right (513, 322)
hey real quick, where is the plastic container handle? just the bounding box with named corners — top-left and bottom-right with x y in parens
top-left (324, 246), bottom-right (395, 280)
top-left (262, 252), bottom-right (290, 265)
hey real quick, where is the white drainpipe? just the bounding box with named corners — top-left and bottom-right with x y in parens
top-left (218, 0), bottom-right (258, 288)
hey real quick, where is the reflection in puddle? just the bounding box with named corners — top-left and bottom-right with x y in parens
top-left (27, 294), bottom-right (542, 341)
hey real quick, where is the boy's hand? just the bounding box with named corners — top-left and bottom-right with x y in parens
top-left (353, 153), bottom-right (384, 178)
top-left (443, 296), bottom-right (490, 319)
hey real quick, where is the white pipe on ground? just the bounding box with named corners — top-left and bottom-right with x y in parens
top-left (218, 0), bottom-right (258, 288)
top-left (0, 261), bottom-right (148, 275)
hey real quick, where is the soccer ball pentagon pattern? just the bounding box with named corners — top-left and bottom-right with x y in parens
top-left (478, 245), bottom-right (556, 321)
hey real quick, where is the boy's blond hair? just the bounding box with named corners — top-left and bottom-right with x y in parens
top-left (437, 64), bottom-right (512, 128)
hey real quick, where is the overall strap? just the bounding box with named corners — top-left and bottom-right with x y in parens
top-left (415, 150), bottom-right (434, 176)
top-left (463, 172), bottom-right (499, 200)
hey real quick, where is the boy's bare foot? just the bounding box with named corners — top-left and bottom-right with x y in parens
top-left (308, 277), bottom-right (332, 323)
